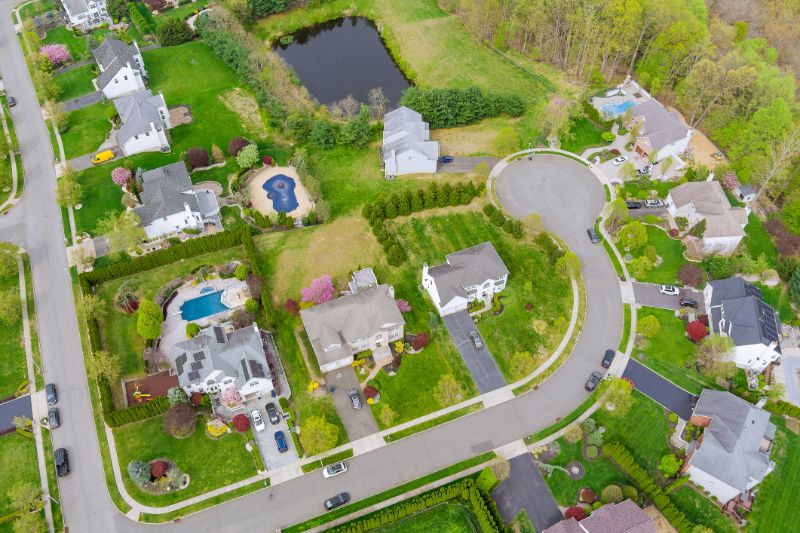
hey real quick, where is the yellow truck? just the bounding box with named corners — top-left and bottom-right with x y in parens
top-left (91, 150), bottom-right (115, 165)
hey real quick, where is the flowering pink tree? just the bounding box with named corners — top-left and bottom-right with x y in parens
top-left (301, 275), bottom-right (335, 305)
top-left (111, 167), bottom-right (132, 187)
top-left (722, 171), bottom-right (740, 192)
top-left (40, 44), bottom-right (70, 67)
top-left (221, 387), bottom-right (242, 409)
top-left (395, 299), bottom-right (412, 313)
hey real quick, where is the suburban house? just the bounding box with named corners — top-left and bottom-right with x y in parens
top-left (382, 106), bottom-right (439, 178)
top-left (170, 323), bottom-right (279, 400)
top-left (134, 162), bottom-right (221, 240)
top-left (300, 282), bottom-right (405, 373)
top-left (62, 0), bottom-right (108, 28)
top-left (703, 278), bottom-right (782, 373)
top-left (91, 36), bottom-right (147, 99)
top-left (666, 181), bottom-right (749, 256)
top-left (113, 89), bottom-right (172, 156)
top-left (683, 389), bottom-right (775, 505)
top-left (422, 242), bottom-right (509, 317)
top-left (543, 500), bottom-right (655, 533)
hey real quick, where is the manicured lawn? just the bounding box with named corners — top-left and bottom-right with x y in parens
top-left (54, 64), bottom-right (96, 101)
top-left (543, 438), bottom-right (631, 506)
top-left (0, 434), bottom-right (47, 533)
top-left (742, 213), bottom-right (778, 268)
top-left (630, 226), bottom-right (687, 285)
top-left (62, 102), bottom-right (112, 159)
top-left (632, 308), bottom-right (716, 394)
top-left (19, 0), bottom-right (57, 19)
top-left (619, 180), bottom-right (679, 201)
top-left (670, 486), bottom-right (737, 533)
top-left (113, 414), bottom-right (259, 506)
top-left (560, 116), bottom-right (608, 155)
top-left (0, 250), bottom-right (24, 399)
top-left (376, 502), bottom-right (475, 532)
top-left (73, 163), bottom-right (125, 236)
top-left (153, 0), bottom-right (211, 27)
top-left (43, 26), bottom-right (92, 62)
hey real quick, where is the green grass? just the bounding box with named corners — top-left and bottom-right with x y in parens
top-left (113, 414), bottom-right (259, 506)
top-left (524, 392), bottom-right (597, 444)
top-left (73, 163), bottom-right (125, 236)
top-left (384, 404), bottom-right (482, 443)
top-left (0, 252), bottom-right (24, 399)
top-left (41, 427), bottom-right (64, 532)
top-left (153, 0), bottom-right (211, 27)
top-left (742, 213), bottom-right (778, 268)
top-left (544, 438), bottom-right (631, 506)
top-left (300, 449), bottom-right (355, 474)
top-left (631, 226), bottom-right (687, 285)
top-left (43, 26), bottom-right (92, 62)
top-left (0, 434), bottom-right (47, 533)
top-left (633, 308), bottom-right (717, 394)
top-left (670, 486), bottom-right (737, 533)
top-left (509, 510), bottom-right (536, 533)
top-left (19, 0), bottom-right (57, 20)
top-left (620, 180), bottom-right (680, 201)
top-left (618, 303), bottom-right (631, 353)
top-left (375, 502), bottom-right (475, 532)
top-left (560, 116), bottom-right (608, 155)
top-left (54, 64), bottom-right (96, 101)
top-left (61, 102), bottom-right (112, 160)
top-left (22, 255), bottom-right (44, 390)
top-left (756, 282), bottom-right (794, 323)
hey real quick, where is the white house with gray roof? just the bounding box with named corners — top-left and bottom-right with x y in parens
top-left (382, 106), bottom-right (438, 178)
top-left (300, 283), bottom-right (405, 373)
top-left (629, 98), bottom-right (693, 164)
top-left (62, 0), bottom-right (108, 29)
top-left (703, 278), bottom-right (781, 373)
top-left (113, 89), bottom-right (171, 156)
top-left (91, 36), bottom-right (146, 99)
top-left (170, 323), bottom-right (276, 399)
top-left (684, 389), bottom-right (776, 503)
top-left (134, 162), bottom-right (221, 239)
top-left (422, 242), bottom-right (509, 317)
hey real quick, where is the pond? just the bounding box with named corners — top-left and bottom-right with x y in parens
top-left (275, 17), bottom-right (410, 107)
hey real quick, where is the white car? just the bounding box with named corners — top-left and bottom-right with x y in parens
top-left (644, 199), bottom-right (664, 208)
top-left (659, 285), bottom-right (680, 296)
top-left (612, 156), bottom-right (628, 166)
top-left (250, 409), bottom-right (266, 433)
top-left (322, 461), bottom-right (348, 479)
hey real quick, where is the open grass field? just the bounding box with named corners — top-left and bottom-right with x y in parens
top-left (0, 434), bottom-right (47, 533)
top-left (54, 64), bottom-right (96, 101)
top-left (43, 26), bottom-right (92, 62)
top-left (376, 502), bottom-right (475, 532)
top-left (62, 102), bottom-right (112, 160)
top-left (0, 250), bottom-right (24, 399)
top-left (73, 163), bottom-right (125, 236)
top-left (113, 414), bottom-right (259, 506)
top-left (631, 226), bottom-right (687, 285)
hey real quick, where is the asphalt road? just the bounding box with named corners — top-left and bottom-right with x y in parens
top-left (622, 359), bottom-right (697, 420)
top-left (492, 454), bottom-right (562, 531)
top-left (0, 11), bottom-right (623, 530)
top-left (442, 310), bottom-right (506, 393)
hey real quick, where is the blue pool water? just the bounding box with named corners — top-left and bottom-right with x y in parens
top-left (180, 290), bottom-right (228, 321)
top-left (600, 100), bottom-right (635, 117)
top-left (262, 174), bottom-right (299, 213)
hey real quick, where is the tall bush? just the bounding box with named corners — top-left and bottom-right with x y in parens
top-left (400, 86), bottom-right (525, 128)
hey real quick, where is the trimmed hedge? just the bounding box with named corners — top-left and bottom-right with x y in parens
top-left (665, 476), bottom-right (690, 493)
top-left (105, 397), bottom-right (169, 427)
top-left (603, 443), bottom-right (693, 532)
top-left (765, 399), bottom-right (800, 419)
top-left (400, 86), bottom-right (524, 129)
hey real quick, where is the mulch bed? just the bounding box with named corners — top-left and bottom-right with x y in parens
top-left (566, 461), bottom-right (585, 480)
top-left (123, 370), bottom-right (179, 408)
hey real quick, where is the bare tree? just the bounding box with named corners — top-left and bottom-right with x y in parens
top-left (367, 87), bottom-right (389, 119)
top-left (329, 95), bottom-right (359, 119)
top-left (755, 127), bottom-right (800, 204)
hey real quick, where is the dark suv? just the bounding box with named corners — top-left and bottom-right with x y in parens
top-left (54, 448), bottom-right (70, 477)
top-left (324, 492), bottom-right (350, 511)
top-left (601, 349), bottom-right (615, 369)
top-left (587, 228), bottom-right (600, 244)
top-left (679, 298), bottom-right (698, 309)
top-left (585, 371), bottom-right (603, 391)
top-left (265, 402), bottom-right (280, 425)
top-left (45, 383), bottom-right (58, 405)
top-left (48, 407), bottom-right (60, 429)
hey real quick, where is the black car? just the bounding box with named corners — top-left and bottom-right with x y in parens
top-left (587, 227), bottom-right (600, 244)
top-left (54, 448), bottom-right (69, 477)
top-left (348, 388), bottom-right (362, 410)
top-left (601, 349), bottom-right (615, 369)
top-left (585, 371), bottom-right (603, 391)
top-left (265, 402), bottom-right (280, 425)
top-left (626, 201), bottom-right (642, 209)
top-left (324, 492), bottom-right (350, 511)
top-left (680, 298), bottom-right (698, 309)
top-left (45, 383), bottom-right (58, 405)
top-left (7, 96), bottom-right (16, 107)
top-left (48, 407), bottom-right (60, 429)
top-left (438, 155), bottom-right (454, 163)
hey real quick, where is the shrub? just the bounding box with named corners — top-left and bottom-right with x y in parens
top-left (228, 137), bottom-right (249, 156)
top-left (186, 322), bottom-right (200, 338)
top-left (236, 144), bottom-right (259, 169)
top-left (40, 44), bottom-right (70, 66)
top-left (136, 299), bottom-right (163, 339)
top-left (586, 445), bottom-right (598, 458)
top-left (622, 484), bottom-right (638, 500)
top-left (678, 263), bottom-right (704, 287)
top-left (668, 228), bottom-right (679, 237)
top-left (580, 418), bottom-right (596, 434)
top-left (234, 263), bottom-right (249, 281)
top-left (104, 397), bottom-right (169, 427)
top-left (310, 120), bottom-right (336, 149)
top-left (658, 454), bottom-right (683, 477)
top-left (157, 17), bottom-right (194, 45)
top-left (262, 155), bottom-right (273, 165)
top-left (363, 386), bottom-right (378, 399)
top-left (284, 298), bottom-right (300, 315)
top-left (476, 467), bottom-right (499, 492)
top-left (564, 506), bottom-right (587, 520)
top-left (668, 412), bottom-right (678, 423)
top-left (190, 392), bottom-right (204, 406)
top-left (706, 256), bottom-right (734, 279)
top-left (111, 167), bottom-right (132, 187)
top-left (592, 501), bottom-right (603, 510)
top-left (127, 460), bottom-right (151, 485)
top-left (185, 147), bottom-right (210, 170)
top-left (564, 424), bottom-right (583, 444)
top-left (601, 131), bottom-right (616, 142)
top-left (232, 414), bottom-right (250, 432)
top-left (586, 430), bottom-right (604, 447)
top-left (244, 298), bottom-right (259, 313)
top-left (600, 484), bottom-right (623, 504)
top-left (150, 460), bottom-right (168, 478)
top-left (412, 332), bottom-right (429, 351)
top-left (579, 488), bottom-right (596, 503)
top-left (167, 387), bottom-right (189, 405)
top-left (163, 404), bottom-right (197, 437)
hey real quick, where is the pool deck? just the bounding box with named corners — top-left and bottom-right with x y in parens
top-left (247, 165), bottom-right (313, 220)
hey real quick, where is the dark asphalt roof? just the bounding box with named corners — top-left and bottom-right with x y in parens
top-left (708, 278), bottom-right (781, 352)
top-left (92, 37), bottom-right (142, 89)
top-left (134, 162), bottom-right (197, 226)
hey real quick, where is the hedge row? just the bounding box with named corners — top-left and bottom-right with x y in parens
top-left (328, 478), bottom-right (499, 533)
top-left (602, 443), bottom-right (693, 532)
top-left (126, 2), bottom-right (153, 34)
top-left (362, 181), bottom-right (483, 224)
top-left (765, 399), bottom-right (800, 419)
top-left (400, 86), bottom-right (524, 129)
top-left (105, 397), bottom-right (169, 428)
top-left (482, 204), bottom-right (524, 239)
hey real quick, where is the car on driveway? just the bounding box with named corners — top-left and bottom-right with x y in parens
top-left (438, 155), bottom-right (454, 163)
top-left (625, 201), bottom-right (642, 209)
top-left (48, 407), bottom-right (60, 429)
top-left (54, 448), bottom-right (69, 477)
top-left (45, 383), bottom-right (58, 405)
top-left (348, 388), bottom-right (362, 409)
top-left (680, 298), bottom-right (698, 308)
top-left (274, 431), bottom-right (288, 453)
top-left (644, 199), bottom-right (664, 207)
top-left (601, 349), bottom-right (615, 369)
top-left (251, 409), bottom-right (266, 432)
top-left (323, 461), bottom-right (348, 479)
top-left (612, 156), bottom-right (628, 166)
top-left (265, 402), bottom-right (280, 425)
top-left (324, 492), bottom-right (350, 511)
top-left (468, 330), bottom-right (484, 349)
top-left (587, 227), bottom-right (600, 243)
top-left (585, 371), bottom-right (603, 391)
top-left (659, 285), bottom-right (679, 295)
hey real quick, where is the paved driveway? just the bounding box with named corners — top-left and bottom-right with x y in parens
top-left (324, 367), bottom-right (378, 441)
top-left (438, 156), bottom-right (499, 174)
top-left (63, 90), bottom-right (102, 112)
top-left (442, 310), bottom-right (505, 393)
top-left (780, 352), bottom-right (800, 406)
top-left (622, 359), bottom-right (697, 419)
top-left (68, 146), bottom-right (122, 171)
top-left (633, 282), bottom-right (705, 313)
top-left (246, 400), bottom-right (299, 471)
top-left (492, 454), bottom-right (562, 531)
top-left (0, 395), bottom-right (32, 432)
top-left (629, 206), bottom-right (667, 219)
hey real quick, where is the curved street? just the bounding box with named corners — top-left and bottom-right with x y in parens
top-left (0, 5), bottom-right (623, 530)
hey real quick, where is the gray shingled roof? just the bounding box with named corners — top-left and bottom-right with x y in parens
top-left (632, 99), bottom-right (690, 152)
top-left (300, 284), bottom-right (404, 367)
top-left (170, 324), bottom-right (271, 390)
top-left (691, 390), bottom-right (775, 492)
top-left (92, 36), bottom-right (142, 90)
top-left (580, 500), bottom-right (655, 532)
top-left (708, 278), bottom-right (781, 351)
top-left (113, 89), bottom-right (167, 146)
top-left (62, 0), bottom-right (90, 16)
top-left (134, 162), bottom-right (199, 227)
top-left (428, 242), bottom-right (509, 305)
top-left (382, 106), bottom-right (438, 161)
top-left (667, 181), bottom-right (747, 239)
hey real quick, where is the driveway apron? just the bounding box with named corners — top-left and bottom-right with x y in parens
top-left (442, 310), bottom-right (506, 393)
top-left (0, 395), bottom-right (32, 432)
top-left (492, 454), bottom-right (562, 531)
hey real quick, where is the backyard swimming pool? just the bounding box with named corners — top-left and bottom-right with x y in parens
top-left (262, 174), bottom-right (299, 213)
top-left (180, 290), bottom-right (229, 321)
top-left (601, 100), bottom-right (635, 118)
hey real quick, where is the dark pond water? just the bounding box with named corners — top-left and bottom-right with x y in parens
top-left (275, 17), bottom-right (411, 107)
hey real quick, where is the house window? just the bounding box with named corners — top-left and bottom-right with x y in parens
top-left (123, 75), bottom-right (128, 80)
top-left (134, 135), bottom-right (138, 140)
top-left (114, 79), bottom-right (118, 83)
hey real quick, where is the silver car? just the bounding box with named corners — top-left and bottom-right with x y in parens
top-left (323, 461), bottom-right (348, 479)
top-left (468, 330), bottom-right (484, 349)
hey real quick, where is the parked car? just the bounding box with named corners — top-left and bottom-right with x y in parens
top-left (612, 156), bottom-right (628, 166)
top-left (680, 298), bottom-right (699, 309)
top-left (625, 201), bottom-right (642, 209)
top-left (438, 155), bottom-right (454, 163)
top-left (712, 151), bottom-right (724, 161)
top-left (324, 492), bottom-right (350, 511)
top-left (91, 149), bottom-right (115, 165)
top-left (265, 402), bottom-right (280, 425)
top-left (644, 199), bottom-right (664, 208)
top-left (468, 330), bottom-right (484, 349)
top-left (54, 448), bottom-right (69, 477)
top-left (251, 409), bottom-right (266, 433)
top-left (585, 371), bottom-right (604, 391)
top-left (601, 349), bottom-right (615, 369)
top-left (48, 407), bottom-right (60, 429)
top-left (587, 227), bottom-right (600, 244)
top-left (274, 431), bottom-right (288, 453)
top-left (659, 285), bottom-right (679, 296)
top-left (7, 96), bottom-right (16, 107)
top-left (45, 383), bottom-right (58, 405)
top-left (348, 388), bottom-right (362, 410)
top-left (322, 461), bottom-right (348, 479)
